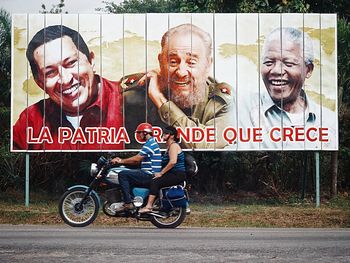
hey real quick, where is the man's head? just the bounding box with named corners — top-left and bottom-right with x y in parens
top-left (26, 25), bottom-right (97, 116)
top-left (158, 23), bottom-right (213, 109)
top-left (261, 27), bottom-right (314, 106)
top-left (135, 122), bottom-right (153, 142)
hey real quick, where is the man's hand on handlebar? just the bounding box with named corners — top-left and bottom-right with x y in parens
top-left (111, 157), bottom-right (123, 164)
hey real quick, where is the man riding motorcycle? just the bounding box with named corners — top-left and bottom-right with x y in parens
top-left (58, 122), bottom-right (192, 228)
top-left (111, 123), bottom-right (162, 212)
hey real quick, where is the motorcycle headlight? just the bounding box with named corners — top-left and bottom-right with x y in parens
top-left (97, 156), bottom-right (108, 167)
top-left (90, 163), bottom-right (98, 177)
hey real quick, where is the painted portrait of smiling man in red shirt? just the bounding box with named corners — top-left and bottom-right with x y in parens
top-left (12, 25), bottom-right (124, 151)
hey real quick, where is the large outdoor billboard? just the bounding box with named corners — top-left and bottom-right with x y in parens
top-left (11, 13), bottom-right (338, 152)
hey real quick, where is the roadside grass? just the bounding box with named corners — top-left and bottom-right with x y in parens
top-left (184, 203), bottom-right (350, 228)
top-left (0, 190), bottom-right (349, 228)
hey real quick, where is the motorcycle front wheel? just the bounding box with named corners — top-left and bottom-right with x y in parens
top-left (58, 188), bottom-right (99, 227)
top-left (150, 199), bottom-right (186, 229)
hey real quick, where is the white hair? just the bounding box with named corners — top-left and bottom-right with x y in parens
top-left (160, 23), bottom-right (212, 58)
top-left (263, 27), bottom-right (314, 65)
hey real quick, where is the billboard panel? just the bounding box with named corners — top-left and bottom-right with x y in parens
top-left (11, 13), bottom-right (338, 152)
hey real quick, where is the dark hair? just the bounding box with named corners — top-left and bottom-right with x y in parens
top-left (26, 25), bottom-right (91, 80)
top-left (164, 126), bottom-right (179, 142)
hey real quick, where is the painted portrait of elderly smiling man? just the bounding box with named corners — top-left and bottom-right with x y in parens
top-left (246, 27), bottom-right (337, 150)
top-left (122, 23), bottom-right (234, 150)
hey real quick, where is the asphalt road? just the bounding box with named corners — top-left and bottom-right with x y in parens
top-left (0, 225), bottom-right (349, 262)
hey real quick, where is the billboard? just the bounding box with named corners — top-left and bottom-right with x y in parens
top-left (11, 13), bottom-right (338, 152)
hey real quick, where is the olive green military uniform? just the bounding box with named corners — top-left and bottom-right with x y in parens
top-left (122, 73), bottom-right (234, 150)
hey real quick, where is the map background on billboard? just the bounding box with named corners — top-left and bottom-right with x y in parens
top-left (11, 13), bottom-right (338, 152)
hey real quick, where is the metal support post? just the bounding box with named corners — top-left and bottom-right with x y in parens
top-left (25, 153), bottom-right (29, 207)
top-left (301, 152), bottom-right (307, 200)
top-left (315, 152), bottom-right (320, 207)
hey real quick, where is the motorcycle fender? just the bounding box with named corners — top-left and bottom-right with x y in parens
top-left (68, 185), bottom-right (101, 206)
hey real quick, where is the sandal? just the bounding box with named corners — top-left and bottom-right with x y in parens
top-left (139, 207), bottom-right (153, 213)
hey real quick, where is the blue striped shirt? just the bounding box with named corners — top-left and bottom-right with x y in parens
top-left (139, 137), bottom-right (162, 175)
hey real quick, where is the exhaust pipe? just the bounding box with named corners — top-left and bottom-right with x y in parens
top-left (147, 212), bottom-right (167, 218)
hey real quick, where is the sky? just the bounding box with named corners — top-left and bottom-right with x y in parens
top-left (1, 0), bottom-right (123, 13)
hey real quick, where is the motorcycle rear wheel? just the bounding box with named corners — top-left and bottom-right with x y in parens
top-left (150, 199), bottom-right (186, 229)
top-left (58, 188), bottom-right (99, 227)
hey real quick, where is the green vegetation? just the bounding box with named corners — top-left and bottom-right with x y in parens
top-left (0, 1), bottom-right (350, 204)
top-left (39, 0), bottom-right (67, 14)
top-left (0, 191), bottom-right (349, 227)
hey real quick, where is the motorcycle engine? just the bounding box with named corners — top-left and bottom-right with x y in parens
top-left (109, 202), bottom-right (124, 212)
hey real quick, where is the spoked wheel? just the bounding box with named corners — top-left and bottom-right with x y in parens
top-left (58, 188), bottom-right (99, 227)
top-left (150, 199), bottom-right (186, 228)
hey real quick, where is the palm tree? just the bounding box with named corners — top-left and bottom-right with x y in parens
top-left (0, 8), bottom-right (11, 107)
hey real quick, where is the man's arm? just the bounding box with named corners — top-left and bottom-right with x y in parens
top-left (12, 104), bottom-right (45, 151)
top-left (112, 154), bottom-right (143, 165)
top-left (146, 72), bottom-right (234, 149)
top-left (13, 112), bottom-right (29, 150)
top-left (159, 99), bottom-right (233, 149)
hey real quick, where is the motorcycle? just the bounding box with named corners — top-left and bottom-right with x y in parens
top-left (58, 156), bottom-right (190, 228)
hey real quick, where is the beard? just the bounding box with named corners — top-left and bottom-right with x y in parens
top-left (159, 71), bottom-right (207, 110)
